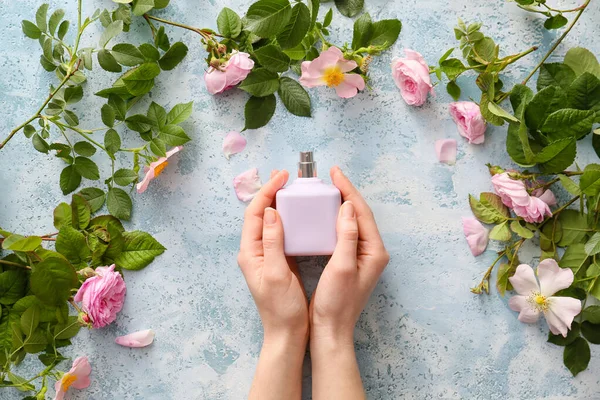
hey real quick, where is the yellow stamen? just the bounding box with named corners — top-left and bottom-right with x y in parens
top-left (527, 291), bottom-right (549, 312)
top-left (323, 66), bottom-right (344, 87)
top-left (61, 373), bottom-right (77, 392)
top-left (154, 160), bottom-right (168, 177)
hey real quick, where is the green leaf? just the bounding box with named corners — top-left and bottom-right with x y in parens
top-left (563, 337), bottom-right (590, 376)
top-left (74, 141), bottom-right (96, 157)
top-left (277, 3), bottom-right (310, 49)
top-left (74, 157), bottom-right (100, 180)
top-left (78, 187), bottom-right (105, 212)
top-left (335, 0), bottom-right (364, 17)
top-left (154, 0), bottom-right (169, 8)
top-left (155, 26), bottom-right (170, 51)
top-left (217, 7), bottom-right (242, 38)
top-left (147, 102), bottom-right (167, 128)
top-left (112, 43), bottom-right (145, 66)
top-left (23, 329), bottom-right (47, 354)
top-left (506, 121), bottom-right (534, 166)
top-left (58, 20), bottom-right (69, 39)
top-left (30, 257), bottom-right (77, 306)
top-left (446, 81), bottom-right (461, 100)
top-left (166, 102), bottom-right (193, 125)
top-left (541, 108), bottom-right (595, 141)
top-left (23, 124), bottom-right (36, 138)
top-left (278, 77), bottom-right (311, 117)
top-left (323, 7), bottom-right (333, 28)
top-left (99, 20), bottom-right (123, 48)
top-left (35, 4), bottom-right (48, 32)
top-left (139, 43), bottom-right (160, 61)
top-left (7, 371), bottom-right (35, 392)
top-left (160, 124), bottom-right (191, 146)
top-left (524, 85), bottom-right (568, 133)
top-left (113, 169), bottom-right (138, 186)
top-left (64, 86), bottom-right (83, 104)
top-left (132, 0), bottom-right (155, 16)
top-left (53, 202), bottom-right (72, 229)
top-left (567, 72), bottom-right (600, 112)
top-left (98, 49), bottom-right (122, 72)
top-left (489, 221), bottom-right (511, 241)
top-left (283, 43), bottom-right (307, 60)
top-left (581, 321), bottom-right (600, 344)
top-left (440, 59), bottom-right (466, 81)
top-left (510, 221), bottom-right (534, 239)
top-left (536, 138), bottom-right (577, 174)
top-left (244, 95), bottom-right (276, 130)
top-left (239, 68), bottom-right (280, 97)
top-left (159, 42), bottom-right (188, 71)
top-left (246, 0), bottom-right (293, 38)
top-left (564, 47), bottom-right (600, 78)
top-left (149, 137), bottom-right (166, 157)
top-left (254, 44), bottom-right (291, 73)
top-left (53, 316), bottom-right (80, 340)
top-left (22, 20), bottom-right (42, 39)
top-left (487, 102), bottom-right (519, 123)
top-left (369, 19), bottom-right (402, 49)
top-left (2, 235), bottom-right (42, 252)
top-left (48, 9), bottom-right (65, 35)
top-left (544, 14), bottom-right (568, 30)
top-left (537, 63), bottom-right (576, 91)
top-left (583, 305), bottom-right (600, 324)
top-left (101, 104), bottom-right (116, 127)
top-left (125, 114), bottom-right (154, 133)
top-left (71, 193), bottom-right (91, 229)
top-left (557, 210), bottom-right (588, 246)
top-left (585, 232), bottom-right (600, 255)
top-left (480, 93), bottom-right (504, 126)
top-left (122, 62), bottom-right (160, 96)
top-left (0, 270), bottom-right (28, 305)
top-left (548, 321), bottom-right (580, 346)
top-left (352, 13), bottom-right (372, 50)
top-left (579, 164), bottom-right (600, 196)
top-left (60, 165), bottom-right (81, 195)
top-left (468, 193), bottom-right (509, 224)
top-left (114, 231), bottom-right (166, 270)
top-left (55, 226), bottom-right (90, 264)
top-left (107, 188), bottom-right (132, 220)
top-left (32, 133), bottom-right (49, 154)
top-left (558, 174), bottom-right (581, 195)
top-left (104, 129), bottom-right (121, 157)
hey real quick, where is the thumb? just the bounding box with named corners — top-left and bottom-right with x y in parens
top-left (262, 207), bottom-right (288, 279)
top-left (329, 201), bottom-right (358, 271)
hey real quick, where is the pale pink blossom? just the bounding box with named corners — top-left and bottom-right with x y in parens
top-left (491, 173), bottom-right (552, 223)
top-left (53, 356), bottom-right (91, 400)
top-left (391, 49), bottom-right (434, 106)
top-left (532, 188), bottom-right (557, 207)
top-left (435, 139), bottom-right (457, 164)
top-left (449, 101), bottom-right (487, 144)
top-left (233, 168), bottom-right (262, 202)
top-left (462, 217), bottom-right (489, 256)
top-left (222, 131), bottom-right (246, 160)
top-left (74, 265), bottom-right (126, 329)
top-left (513, 196), bottom-right (552, 223)
top-left (204, 51), bottom-right (254, 94)
top-left (508, 260), bottom-right (581, 337)
top-left (299, 46), bottom-right (365, 98)
top-left (136, 146), bottom-right (183, 194)
top-left (115, 329), bottom-right (155, 348)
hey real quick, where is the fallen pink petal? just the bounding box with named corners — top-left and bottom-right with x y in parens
top-left (462, 217), bottom-right (489, 256)
top-left (115, 329), bottom-right (155, 348)
top-left (233, 168), bottom-right (262, 202)
top-left (435, 139), bottom-right (457, 164)
top-left (222, 131), bottom-right (247, 160)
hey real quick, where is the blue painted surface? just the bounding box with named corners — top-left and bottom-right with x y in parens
top-left (1, 0), bottom-right (599, 399)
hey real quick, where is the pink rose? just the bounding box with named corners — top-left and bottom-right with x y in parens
top-left (513, 196), bottom-right (552, 223)
top-left (299, 46), bottom-right (365, 98)
top-left (449, 101), bottom-right (487, 144)
top-left (491, 173), bottom-right (552, 223)
top-left (204, 51), bottom-right (254, 95)
top-left (74, 265), bottom-right (126, 329)
top-left (391, 49), bottom-right (434, 106)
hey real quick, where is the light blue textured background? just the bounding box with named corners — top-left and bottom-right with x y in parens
top-left (1, 0), bottom-right (599, 399)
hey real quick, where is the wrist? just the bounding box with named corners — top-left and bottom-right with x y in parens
top-left (310, 325), bottom-right (355, 350)
top-left (263, 326), bottom-right (309, 353)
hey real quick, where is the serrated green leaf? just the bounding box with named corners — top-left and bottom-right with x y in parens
top-left (104, 129), bottom-right (121, 157)
top-left (536, 138), bottom-right (577, 174)
top-left (563, 337), bottom-right (590, 376)
top-left (64, 85), bottom-right (83, 104)
top-left (53, 202), bottom-right (72, 229)
top-left (579, 163), bottom-right (600, 196)
top-left (99, 20), bottom-right (123, 48)
top-left (107, 188), bottom-right (132, 220)
top-left (132, 0), bottom-right (155, 16)
top-left (55, 226), bottom-right (90, 264)
top-left (158, 42), bottom-right (188, 71)
top-left (537, 63), bottom-right (576, 91)
top-left (48, 9), bottom-right (65, 35)
top-left (60, 165), bottom-right (82, 195)
top-left (35, 4), bottom-right (48, 32)
top-left (246, 0), bottom-right (293, 38)
top-left (278, 77), bottom-right (311, 117)
top-left (57, 20), bottom-right (69, 39)
top-left (567, 72), bottom-right (600, 112)
top-left (139, 43), bottom-right (160, 61)
top-left (217, 7), bottom-right (242, 38)
top-left (73, 141), bottom-right (96, 156)
top-left (74, 157), bottom-right (100, 180)
top-left (113, 169), bottom-right (138, 186)
top-left (30, 257), bottom-right (77, 306)
top-left (524, 85), bottom-right (568, 133)
top-left (147, 102), bottom-right (167, 128)
top-left (166, 102), bottom-right (193, 125)
top-left (468, 192), bottom-right (510, 224)
top-left (352, 13), bottom-right (372, 50)
top-left (277, 3), bottom-right (310, 49)
top-left (114, 231), bottom-right (166, 270)
top-left (564, 47), bottom-right (600, 78)
top-left (22, 20), bottom-right (42, 39)
top-left (32, 133), bottom-right (49, 153)
top-left (101, 103), bottom-right (116, 127)
top-left (245, 95), bottom-right (276, 130)
top-left (541, 108), bottom-right (595, 141)
top-left (112, 43), bottom-right (145, 66)
top-left (78, 187), bottom-right (105, 212)
top-left (160, 124), bottom-right (191, 146)
top-left (239, 68), bottom-right (280, 97)
top-left (369, 19), bottom-right (401, 49)
top-left (335, 0), bottom-right (363, 17)
top-left (98, 49), bottom-right (122, 72)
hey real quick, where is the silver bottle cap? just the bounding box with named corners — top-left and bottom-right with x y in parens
top-left (298, 151), bottom-right (317, 178)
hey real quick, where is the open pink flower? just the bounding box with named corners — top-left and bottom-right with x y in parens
top-left (204, 51), bottom-right (254, 95)
top-left (491, 173), bottom-right (552, 223)
top-left (508, 260), bottom-right (581, 337)
top-left (136, 146), bottom-right (183, 194)
top-left (116, 329), bottom-right (155, 348)
top-left (233, 168), bottom-right (262, 202)
top-left (512, 197), bottom-right (552, 223)
top-left (222, 131), bottom-right (246, 160)
top-left (449, 101), bottom-right (487, 144)
top-left (299, 46), bottom-right (365, 98)
top-left (391, 49), bottom-right (434, 106)
top-left (74, 265), bottom-right (126, 329)
top-left (53, 356), bottom-right (91, 400)
top-left (462, 217), bottom-right (489, 256)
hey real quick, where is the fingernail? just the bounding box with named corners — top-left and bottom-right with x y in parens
top-left (264, 208), bottom-right (277, 225)
top-left (342, 202), bottom-right (354, 219)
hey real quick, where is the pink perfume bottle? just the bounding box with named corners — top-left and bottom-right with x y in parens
top-left (276, 152), bottom-right (341, 256)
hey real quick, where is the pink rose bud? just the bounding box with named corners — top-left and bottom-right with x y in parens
top-left (74, 265), bottom-right (126, 329)
top-left (204, 51), bottom-right (254, 95)
top-left (391, 49), bottom-right (434, 106)
top-left (449, 101), bottom-right (487, 144)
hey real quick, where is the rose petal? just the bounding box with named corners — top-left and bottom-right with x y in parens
top-left (537, 189), bottom-right (557, 207)
top-left (508, 264), bottom-right (540, 296)
top-left (508, 295), bottom-right (541, 323)
top-left (435, 139), bottom-right (457, 164)
top-left (233, 168), bottom-right (262, 202)
top-left (222, 131), bottom-right (247, 160)
top-left (462, 217), bottom-right (489, 256)
top-left (546, 296), bottom-right (582, 337)
top-left (115, 329), bottom-right (155, 348)
top-left (537, 259), bottom-right (574, 297)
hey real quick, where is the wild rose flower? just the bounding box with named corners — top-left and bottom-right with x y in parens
top-left (222, 131), bottom-right (246, 160)
top-left (136, 146), bottom-right (183, 194)
top-left (391, 49), bottom-right (434, 106)
top-left (115, 329), bottom-right (155, 348)
top-left (299, 46), bottom-right (365, 98)
top-left (491, 173), bottom-right (552, 223)
top-left (74, 265), bottom-right (126, 329)
top-left (508, 260), bottom-right (581, 337)
top-left (233, 168), bottom-right (262, 202)
top-left (462, 217), bottom-right (489, 256)
top-left (204, 51), bottom-right (254, 95)
top-left (54, 356), bottom-right (91, 400)
top-left (449, 101), bottom-right (487, 144)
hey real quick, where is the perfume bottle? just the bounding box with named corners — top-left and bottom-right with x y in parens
top-left (276, 152), bottom-right (341, 256)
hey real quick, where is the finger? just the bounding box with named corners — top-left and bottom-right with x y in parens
top-left (240, 170), bottom-right (289, 254)
top-left (329, 201), bottom-right (358, 272)
top-left (262, 207), bottom-right (289, 280)
top-left (270, 169), bottom-right (279, 179)
top-left (330, 166), bottom-right (384, 246)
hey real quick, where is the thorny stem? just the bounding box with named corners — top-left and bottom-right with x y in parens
top-left (143, 14), bottom-right (222, 40)
top-left (542, 2), bottom-right (588, 13)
